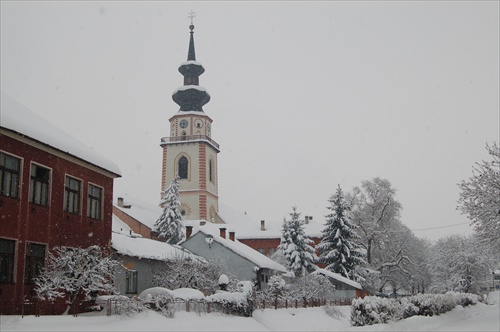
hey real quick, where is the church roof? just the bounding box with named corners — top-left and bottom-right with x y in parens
top-left (115, 194), bottom-right (324, 240)
top-left (112, 194), bottom-right (324, 241)
top-left (113, 194), bottom-right (161, 230)
top-left (172, 23), bottom-right (210, 112)
top-left (218, 202), bottom-right (324, 239)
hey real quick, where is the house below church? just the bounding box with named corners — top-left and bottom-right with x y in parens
top-left (180, 221), bottom-right (288, 289)
top-left (111, 216), bottom-right (199, 297)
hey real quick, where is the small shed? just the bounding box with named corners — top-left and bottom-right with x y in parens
top-left (312, 269), bottom-right (364, 299)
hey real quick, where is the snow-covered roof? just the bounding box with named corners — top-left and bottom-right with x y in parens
top-left (113, 194), bottom-right (162, 230)
top-left (179, 60), bottom-right (204, 68)
top-left (173, 85), bottom-right (209, 95)
top-left (172, 288), bottom-right (205, 301)
top-left (112, 230), bottom-right (198, 262)
top-left (182, 223), bottom-right (287, 274)
top-left (112, 214), bottom-right (140, 237)
top-left (218, 202), bottom-right (324, 239)
top-left (312, 268), bottom-right (362, 290)
top-left (0, 92), bottom-right (121, 177)
top-left (112, 194), bottom-right (323, 242)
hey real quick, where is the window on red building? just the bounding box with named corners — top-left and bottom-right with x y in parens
top-left (0, 152), bottom-right (21, 199)
top-left (29, 163), bottom-right (50, 206)
top-left (24, 242), bottom-right (46, 284)
top-left (88, 184), bottom-right (102, 220)
top-left (0, 238), bottom-right (16, 284)
top-left (64, 176), bottom-right (81, 214)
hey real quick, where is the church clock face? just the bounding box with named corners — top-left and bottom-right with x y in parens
top-left (179, 119), bottom-right (188, 128)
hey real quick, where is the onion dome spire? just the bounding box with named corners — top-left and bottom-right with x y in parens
top-left (172, 12), bottom-right (210, 112)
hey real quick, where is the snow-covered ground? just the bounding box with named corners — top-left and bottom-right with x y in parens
top-left (2, 296), bottom-right (499, 332)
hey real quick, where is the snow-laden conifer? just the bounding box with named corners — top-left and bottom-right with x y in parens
top-left (317, 185), bottom-right (364, 279)
top-left (34, 246), bottom-right (118, 314)
top-left (277, 206), bottom-right (317, 277)
top-left (155, 175), bottom-right (184, 244)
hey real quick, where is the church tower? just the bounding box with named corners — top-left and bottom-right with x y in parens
top-left (160, 20), bottom-right (221, 223)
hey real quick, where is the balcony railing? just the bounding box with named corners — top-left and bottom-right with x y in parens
top-left (161, 135), bottom-right (220, 151)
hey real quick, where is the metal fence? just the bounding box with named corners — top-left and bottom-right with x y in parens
top-left (1, 297), bottom-right (353, 317)
top-left (254, 298), bottom-right (352, 310)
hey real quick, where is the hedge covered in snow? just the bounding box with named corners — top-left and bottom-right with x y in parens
top-left (351, 292), bottom-right (479, 326)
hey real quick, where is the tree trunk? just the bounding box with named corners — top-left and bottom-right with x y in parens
top-left (367, 238), bottom-right (372, 264)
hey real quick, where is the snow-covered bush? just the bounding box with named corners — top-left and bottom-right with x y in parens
top-left (206, 291), bottom-right (252, 317)
top-left (152, 256), bottom-right (238, 294)
top-left (113, 297), bottom-right (145, 317)
top-left (451, 291), bottom-right (479, 307)
top-left (288, 273), bottom-right (335, 301)
top-left (34, 245), bottom-right (119, 314)
top-left (351, 292), bottom-right (480, 326)
top-left (351, 296), bottom-right (402, 326)
top-left (95, 295), bottom-right (141, 317)
top-left (138, 287), bottom-right (175, 318)
top-left (267, 275), bottom-right (287, 300)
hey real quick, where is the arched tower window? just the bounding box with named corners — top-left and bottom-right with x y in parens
top-left (178, 156), bottom-right (188, 179)
top-left (209, 158), bottom-right (214, 183)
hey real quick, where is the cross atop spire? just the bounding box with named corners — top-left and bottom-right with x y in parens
top-left (188, 10), bottom-right (196, 27)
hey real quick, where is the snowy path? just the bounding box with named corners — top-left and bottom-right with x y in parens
top-left (1, 302), bottom-right (498, 331)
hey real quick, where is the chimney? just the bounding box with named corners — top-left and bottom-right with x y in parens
top-left (117, 197), bottom-right (131, 208)
top-left (229, 231), bottom-right (235, 241)
top-left (185, 226), bottom-right (193, 240)
top-left (219, 227), bottom-right (226, 239)
top-left (260, 220), bottom-right (266, 231)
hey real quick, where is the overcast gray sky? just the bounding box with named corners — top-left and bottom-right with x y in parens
top-left (1, 1), bottom-right (498, 241)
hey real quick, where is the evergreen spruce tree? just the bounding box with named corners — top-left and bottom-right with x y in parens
top-left (277, 206), bottom-right (317, 277)
top-left (317, 185), bottom-right (365, 279)
top-left (154, 175), bottom-right (184, 244)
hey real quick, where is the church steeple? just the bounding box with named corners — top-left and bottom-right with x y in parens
top-left (161, 15), bottom-right (220, 223)
top-left (172, 18), bottom-right (210, 112)
top-left (187, 23), bottom-right (196, 61)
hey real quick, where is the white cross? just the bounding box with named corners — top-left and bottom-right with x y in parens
top-left (188, 10), bottom-right (196, 25)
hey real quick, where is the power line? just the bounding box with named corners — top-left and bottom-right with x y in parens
top-left (410, 222), bottom-right (471, 232)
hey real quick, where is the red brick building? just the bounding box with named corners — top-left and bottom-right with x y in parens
top-left (0, 94), bottom-right (121, 315)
